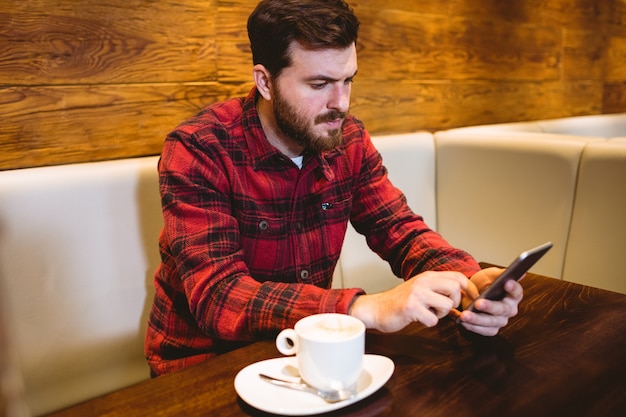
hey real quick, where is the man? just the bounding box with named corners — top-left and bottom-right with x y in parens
top-left (145, 0), bottom-right (522, 376)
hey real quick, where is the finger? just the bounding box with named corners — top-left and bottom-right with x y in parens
top-left (472, 283), bottom-right (522, 318)
top-left (416, 305), bottom-right (439, 327)
top-left (436, 271), bottom-right (473, 289)
top-left (422, 273), bottom-right (467, 307)
top-left (448, 308), bottom-right (462, 320)
top-left (463, 279), bottom-right (480, 301)
top-left (426, 293), bottom-right (456, 319)
top-left (458, 320), bottom-right (501, 337)
top-left (445, 272), bottom-right (479, 302)
top-left (504, 279), bottom-right (524, 301)
top-left (459, 308), bottom-right (509, 329)
top-left (433, 285), bottom-right (462, 310)
top-left (409, 292), bottom-right (452, 326)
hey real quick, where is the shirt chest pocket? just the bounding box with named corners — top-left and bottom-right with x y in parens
top-left (314, 196), bottom-right (353, 223)
top-left (237, 211), bottom-right (289, 238)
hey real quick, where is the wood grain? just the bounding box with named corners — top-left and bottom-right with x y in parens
top-left (216, 0), bottom-right (256, 83)
top-left (603, 82), bottom-right (626, 113)
top-left (356, 9), bottom-right (562, 81)
top-left (0, 1), bottom-right (218, 85)
top-left (352, 80), bottom-right (602, 133)
top-left (0, 82), bottom-right (252, 169)
top-left (44, 272), bottom-right (626, 417)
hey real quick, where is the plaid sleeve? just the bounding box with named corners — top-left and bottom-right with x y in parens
top-left (347, 129), bottom-right (481, 279)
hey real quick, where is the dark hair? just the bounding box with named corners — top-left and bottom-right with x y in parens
top-left (247, 0), bottom-right (360, 78)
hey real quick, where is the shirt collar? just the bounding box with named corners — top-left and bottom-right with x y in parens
top-left (241, 88), bottom-right (284, 170)
top-left (241, 87), bottom-right (345, 181)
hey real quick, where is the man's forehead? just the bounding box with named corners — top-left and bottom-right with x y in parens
top-left (287, 42), bottom-right (358, 78)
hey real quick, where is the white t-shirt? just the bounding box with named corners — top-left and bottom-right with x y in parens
top-left (291, 155), bottom-right (304, 169)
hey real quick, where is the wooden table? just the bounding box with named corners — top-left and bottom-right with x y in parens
top-left (46, 272), bottom-right (626, 417)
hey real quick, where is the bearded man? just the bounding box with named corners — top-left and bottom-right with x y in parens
top-left (145, 0), bottom-right (522, 377)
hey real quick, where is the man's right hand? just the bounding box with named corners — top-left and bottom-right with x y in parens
top-left (349, 270), bottom-right (478, 333)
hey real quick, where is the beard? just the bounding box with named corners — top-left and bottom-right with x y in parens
top-left (272, 85), bottom-right (346, 154)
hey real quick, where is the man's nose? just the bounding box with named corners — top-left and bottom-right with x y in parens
top-left (328, 83), bottom-right (351, 113)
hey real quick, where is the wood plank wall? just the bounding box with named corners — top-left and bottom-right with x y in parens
top-left (1, 0), bottom-right (625, 171)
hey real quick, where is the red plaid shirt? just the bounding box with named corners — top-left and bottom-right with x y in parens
top-left (145, 88), bottom-right (480, 375)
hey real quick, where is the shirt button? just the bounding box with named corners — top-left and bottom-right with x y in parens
top-left (321, 202), bottom-right (333, 211)
top-left (300, 269), bottom-right (310, 279)
top-left (258, 220), bottom-right (269, 231)
top-left (294, 222), bottom-right (303, 231)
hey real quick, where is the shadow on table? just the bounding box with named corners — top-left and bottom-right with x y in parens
top-left (237, 386), bottom-right (393, 416)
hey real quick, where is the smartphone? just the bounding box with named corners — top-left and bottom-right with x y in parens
top-left (465, 241), bottom-right (553, 313)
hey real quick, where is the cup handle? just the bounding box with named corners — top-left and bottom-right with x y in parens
top-left (276, 328), bottom-right (298, 355)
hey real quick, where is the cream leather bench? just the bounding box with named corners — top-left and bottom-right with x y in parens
top-left (433, 131), bottom-right (603, 279)
top-left (437, 113), bottom-right (626, 293)
top-left (0, 157), bottom-right (162, 415)
top-left (444, 113), bottom-right (626, 138)
top-left (538, 113), bottom-right (626, 137)
top-left (562, 139), bottom-right (626, 293)
top-left (335, 132), bottom-right (437, 292)
top-left (433, 120), bottom-right (544, 133)
top-left (2, 125), bottom-right (624, 415)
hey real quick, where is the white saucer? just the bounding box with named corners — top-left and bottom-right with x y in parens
top-left (234, 354), bottom-right (394, 415)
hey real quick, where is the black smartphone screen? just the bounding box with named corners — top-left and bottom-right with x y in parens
top-left (466, 241), bottom-right (553, 312)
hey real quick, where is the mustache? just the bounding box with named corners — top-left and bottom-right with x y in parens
top-left (315, 110), bottom-right (347, 124)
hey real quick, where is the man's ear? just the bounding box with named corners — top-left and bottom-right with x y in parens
top-left (253, 64), bottom-right (273, 101)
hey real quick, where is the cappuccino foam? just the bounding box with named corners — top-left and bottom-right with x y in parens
top-left (300, 316), bottom-right (362, 341)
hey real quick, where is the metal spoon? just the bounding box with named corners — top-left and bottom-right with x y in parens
top-left (258, 373), bottom-right (355, 403)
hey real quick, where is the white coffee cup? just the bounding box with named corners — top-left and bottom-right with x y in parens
top-left (275, 313), bottom-right (365, 392)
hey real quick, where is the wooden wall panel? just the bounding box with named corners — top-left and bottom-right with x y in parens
top-left (449, 0), bottom-right (609, 26)
top-left (0, 0), bottom-right (218, 85)
top-left (0, 83), bottom-right (251, 169)
top-left (609, 0), bottom-right (626, 37)
top-left (563, 29), bottom-right (606, 80)
top-left (353, 80), bottom-right (602, 133)
top-left (606, 34), bottom-right (626, 80)
top-left (355, 9), bottom-right (562, 81)
top-left (604, 0), bottom-right (626, 112)
top-left (1, 0), bottom-right (221, 170)
top-left (603, 82), bottom-right (626, 113)
top-left (0, 0), bottom-right (625, 170)
top-left (216, 0), bottom-right (256, 83)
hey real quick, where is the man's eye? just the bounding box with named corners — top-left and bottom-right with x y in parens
top-left (311, 82), bottom-right (327, 90)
